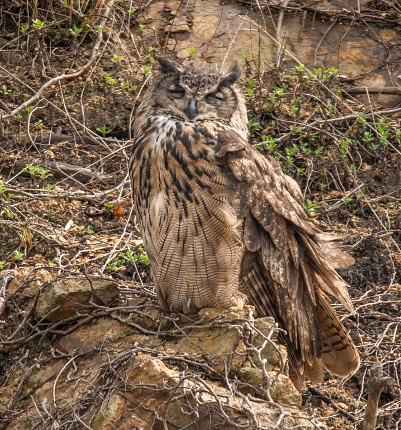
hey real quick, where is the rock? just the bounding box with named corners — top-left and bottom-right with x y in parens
top-left (165, 21), bottom-right (190, 33)
top-left (55, 317), bottom-right (135, 353)
top-left (176, 308), bottom-right (247, 373)
top-left (238, 365), bottom-right (302, 406)
top-left (91, 393), bottom-right (127, 430)
top-left (35, 278), bottom-right (119, 322)
top-left (3, 313), bottom-right (313, 430)
top-left (6, 267), bottom-right (53, 303)
top-left (253, 317), bottom-right (288, 372)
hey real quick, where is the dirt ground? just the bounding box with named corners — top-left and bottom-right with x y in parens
top-left (1, 0), bottom-right (401, 429)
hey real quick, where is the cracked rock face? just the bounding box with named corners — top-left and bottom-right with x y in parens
top-left (142, 0), bottom-right (400, 105)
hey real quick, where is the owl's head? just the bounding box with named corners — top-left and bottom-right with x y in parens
top-left (143, 58), bottom-right (247, 135)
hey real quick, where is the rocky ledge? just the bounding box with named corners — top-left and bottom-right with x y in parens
top-left (0, 268), bottom-right (317, 429)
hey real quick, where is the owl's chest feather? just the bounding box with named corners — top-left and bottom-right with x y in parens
top-left (132, 117), bottom-right (234, 214)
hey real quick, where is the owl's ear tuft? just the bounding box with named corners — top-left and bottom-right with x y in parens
top-left (219, 59), bottom-right (242, 87)
top-left (157, 57), bottom-right (183, 74)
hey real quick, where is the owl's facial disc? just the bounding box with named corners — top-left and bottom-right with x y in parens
top-left (155, 58), bottom-right (243, 122)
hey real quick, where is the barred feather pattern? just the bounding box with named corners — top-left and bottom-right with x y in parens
top-left (129, 59), bottom-right (359, 386)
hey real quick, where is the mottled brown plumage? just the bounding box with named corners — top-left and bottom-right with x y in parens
top-left (129, 57), bottom-right (359, 386)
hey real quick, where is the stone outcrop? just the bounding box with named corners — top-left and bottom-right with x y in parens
top-left (0, 268), bottom-right (316, 429)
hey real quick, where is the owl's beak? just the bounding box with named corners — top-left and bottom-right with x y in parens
top-left (187, 98), bottom-right (197, 120)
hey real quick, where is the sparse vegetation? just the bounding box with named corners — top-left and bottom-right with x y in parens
top-left (22, 164), bottom-right (53, 179)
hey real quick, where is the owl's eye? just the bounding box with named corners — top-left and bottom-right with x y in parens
top-left (206, 91), bottom-right (224, 104)
top-left (168, 85), bottom-right (185, 99)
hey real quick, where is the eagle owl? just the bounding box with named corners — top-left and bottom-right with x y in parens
top-left (129, 57), bottom-right (359, 385)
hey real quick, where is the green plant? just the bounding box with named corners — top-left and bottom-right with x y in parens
top-left (0, 182), bottom-right (13, 200)
top-left (396, 129), bottom-right (401, 146)
top-left (104, 75), bottom-right (117, 85)
top-left (3, 208), bottom-right (14, 219)
top-left (32, 19), bottom-right (45, 30)
top-left (313, 67), bottom-right (323, 79)
top-left (293, 64), bottom-right (305, 73)
top-left (140, 65), bottom-right (152, 74)
top-left (315, 146), bottom-right (324, 156)
top-left (357, 113), bottom-right (368, 125)
top-left (35, 119), bottom-right (43, 129)
top-left (275, 84), bottom-right (288, 97)
top-left (23, 164), bottom-right (53, 179)
top-left (107, 261), bottom-right (118, 270)
top-left (299, 141), bottom-right (311, 155)
top-left (138, 24), bottom-right (146, 31)
top-left (362, 131), bottom-right (374, 144)
top-left (246, 87), bottom-right (254, 100)
top-left (116, 248), bottom-right (150, 267)
top-left (290, 104), bottom-right (299, 116)
top-left (248, 119), bottom-right (261, 136)
top-left (26, 106), bottom-right (34, 114)
top-left (135, 248), bottom-right (150, 265)
top-left (285, 144), bottom-right (299, 157)
top-left (96, 125), bottom-right (111, 137)
top-left (305, 199), bottom-right (319, 213)
top-left (339, 139), bottom-right (352, 157)
top-left (186, 47), bottom-right (197, 57)
top-left (327, 104), bottom-right (335, 117)
top-left (254, 135), bottom-right (277, 153)
top-left (104, 203), bottom-right (114, 213)
top-left (1, 85), bottom-right (12, 95)
top-left (13, 250), bottom-right (25, 261)
top-left (0, 262), bottom-right (5, 270)
top-left (69, 25), bottom-right (83, 37)
top-left (324, 67), bottom-right (339, 81)
top-left (377, 116), bottom-right (390, 144)
top-left (111, 54), bottom-right (122, 62)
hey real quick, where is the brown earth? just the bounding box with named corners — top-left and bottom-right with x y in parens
top-left (1, 0), bottom-right (401, 429)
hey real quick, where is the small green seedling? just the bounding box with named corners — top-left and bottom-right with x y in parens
top-left (32, 19), bottom-right (45, 30)
top-left (69, 25), bottom-right (83, 37)
top-left (140, 65), bottom-right (152, 74)
top-left (104, 75), bottom-right (117, 85)
top-left (13, 250), bottom-right (25, 261)
top-left (96, 125), bottom-right (111, 137)
top-left (186, 47), bottom-right (197, 57)
top-left (305, 200), bottom-right (319, 213)
top-left (111, 54), bottom-right (122, 62)
top-left (23, 164), bottom-right (53, 179)
top-left (1, 85), bottom-right (12, 95)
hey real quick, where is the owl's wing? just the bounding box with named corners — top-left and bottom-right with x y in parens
top-left (216, 129), bottom-right (359, 384)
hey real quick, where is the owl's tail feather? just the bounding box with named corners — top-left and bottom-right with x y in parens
top-left (289, 358), bottom-right (324, 391)
top-left (317, 290), bottom-right (360, 377)
top-left (288, 289), bottom-right (359, 390)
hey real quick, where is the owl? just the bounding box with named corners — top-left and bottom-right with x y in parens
top-left (129, 57), bottom-right (360, 386)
